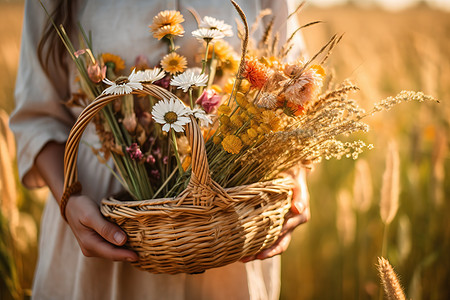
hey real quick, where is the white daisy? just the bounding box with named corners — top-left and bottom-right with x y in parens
top-left (151, 98), bottom-right (191, 132)
top-left (191, 28), bottom-right (225, 43)
top-left (170, 69), bottom-right (208, 92)
top-left (191, 108), bottom-right (212, 127)
top-left (199, 16), bottom-right (233, 37)
top-left (133, 68), bottom-right (166, 83)
top-left (102, 69), bottom-right (143, 95)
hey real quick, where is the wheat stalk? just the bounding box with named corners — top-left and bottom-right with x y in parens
top-left (0, 111), bottom-right (18, 228)
top-left (377, 257), bottom-right (406, 300)
top-left (380, 141), bottom-right (400, 225)
top-left (353, 159), bottom-right (373, 212)
top-left (336, 189), bottom-right (355, 247)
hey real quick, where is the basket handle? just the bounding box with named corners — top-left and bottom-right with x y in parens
top-left (60, 84), bottom-right (213, 220)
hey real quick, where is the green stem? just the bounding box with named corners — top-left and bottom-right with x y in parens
top-left (153, 167), bottom-right (178, 199)
top-left (201, 41), bottom-right (210, 74)
top-left (171, 130), bottom-right (184, 175)
top-left (164, 133), bottom-right (171, 194)
top-left (189, 88), bottom-right (194, 109)
top-left (381, 223), bottom-right (389, 258)
top-left (168, 36), bottom-right (176, 53)
top-left (207, 45), bottom-right (216, 89)
top-left (120, 147), bottom-right (143, 199)
top-left (227, 78), bottom-right (242, 105)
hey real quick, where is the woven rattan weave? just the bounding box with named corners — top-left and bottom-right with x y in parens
top-left (62, 84), bottom-right (294, 274)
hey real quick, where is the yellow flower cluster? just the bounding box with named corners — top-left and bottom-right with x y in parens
top-left (207, 40), bottom-right (239, 73)
top-left (216, 88), bottom-right (283, 154)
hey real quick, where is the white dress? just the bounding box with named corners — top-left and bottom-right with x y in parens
top-left (10, 0), bottom-right (305, 299)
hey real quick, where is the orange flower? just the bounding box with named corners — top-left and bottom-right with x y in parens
top-left (276, 93), bottom-right (304, 116)
top-left (150, 10), bottom-right (185, 40)
top-left (182, 155), bottom-right (191, 171)
top-left (101, 53), bottom-right (125, 73)
top-left (160, 52), bottom-right (187, 75)
top-left (286, 102), bottom-right (306, 116)
top-left (242, 57), bottom-right (270, 89)
top-left (150, 10), bottom-right (184, 31)
top-left (207, 40), bottom-right (239, 72)
top-left (152, 24), bottom-right (185, 40)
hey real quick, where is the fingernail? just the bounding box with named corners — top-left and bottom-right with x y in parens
top-left (294, 202), bottom-right (304, 214)
top-left (114, 232), bottom-right (126, 244)
top-left (126, 257), bottom-right (137, 262)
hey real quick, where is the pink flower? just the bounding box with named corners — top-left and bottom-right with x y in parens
top-left (74, 49), bottom-right (86, 58)
top-left (283, 68), bottom-right (324, 106)
top-left (150, 169), bottom-right (160, 180)
top-left (134, 55), bottom-right (150, 70)
top-left (126, 143), bottom-right (143, 160)
top-left (138, 111), bottom-right (153, 129)
top-left (152, 147), bottom-right (162, 158)
top-left (146, 154), bottom-right (156, 164)
top-left (154, 75), bottom-right (171, 89)
top-left (88, 63), bottom-right (107, 83)
top-left (196, 89), bottom-right (222, 113)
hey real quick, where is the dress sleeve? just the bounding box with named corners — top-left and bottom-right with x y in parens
top-left (260, 0), bottom-right (307, 60)
top-left (9, 0), bottom-right (75, 189)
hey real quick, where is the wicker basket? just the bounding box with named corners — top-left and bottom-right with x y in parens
top-left (62, 84), bottom-right (294, 274)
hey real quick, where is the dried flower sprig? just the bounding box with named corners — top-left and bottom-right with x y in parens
top-left (44, 0), bottom-right (437, 202)
top-left (377, 257), bottom-right (406, 300)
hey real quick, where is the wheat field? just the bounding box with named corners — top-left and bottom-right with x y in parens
top-left (0, 2), bottom-right (449, 300)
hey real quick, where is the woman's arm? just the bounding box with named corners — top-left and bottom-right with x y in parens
top-left (35, 141), bottom-right (138, 262)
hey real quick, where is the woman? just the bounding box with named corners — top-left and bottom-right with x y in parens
top-left (10, 0), bottom-right (309, 299)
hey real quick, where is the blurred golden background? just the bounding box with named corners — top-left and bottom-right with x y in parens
top-left (0, 1), bottom-right (449, 299)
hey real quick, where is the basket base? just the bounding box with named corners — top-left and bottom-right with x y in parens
top-left (101, 178), bottom-right (294, 274)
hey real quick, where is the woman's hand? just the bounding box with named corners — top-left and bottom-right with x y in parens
top-left (241, 167), bottom-right (311, 262)
top-left (34, 142), bottom-right (137, 262)
top-left (65, 194), bottom-right (139, 262)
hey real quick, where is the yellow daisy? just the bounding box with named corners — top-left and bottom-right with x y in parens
top-left (160, 52), bottom-right (187, 75)
top-left (102, 53), bottom-right (125, 73)
top-left (150, 10), bottom-right (184, 32)
top-left (150, 10), bottom-right (185, 40)
top-left (207, 40), bottom-right (238, 71)
top-left (152, 24), bottom-right (185, 40)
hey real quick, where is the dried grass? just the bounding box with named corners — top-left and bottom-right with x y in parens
top-left (353, 159), bottom-right (372, 212)
top-left (336, 189), bottom-right (355, 247)
top-left (377, 257), bottom-right (406, 300)
top-left (380, 141), bottom-right (400, 225)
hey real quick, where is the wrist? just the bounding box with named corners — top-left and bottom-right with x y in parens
top-left (60, 181), bottom-right (83, 222)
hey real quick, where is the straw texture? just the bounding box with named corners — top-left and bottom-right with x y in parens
top-left (62, 83), bottom-right (294, 274)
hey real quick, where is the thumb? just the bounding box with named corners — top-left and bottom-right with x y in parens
top-left (86, 212), bottom-right (128, 246)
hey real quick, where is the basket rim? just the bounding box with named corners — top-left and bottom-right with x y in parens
top-left (101, 176), bottom-right (295, 218)
top-left (101, 176), bottom-right (295, 208)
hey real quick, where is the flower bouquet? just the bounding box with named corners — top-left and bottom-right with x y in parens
top-left (52, 1), bottom-right (436, 274)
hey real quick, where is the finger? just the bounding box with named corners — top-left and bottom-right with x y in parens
top-left (291, 168), bottom-right (310, 214)
top-left (255, 233), bottom-right (292, 260)
top-left (80, 209), bottom-right (128, 246)
top-left (80, 230), bottom-right (138, 261)
top-left (280, 210), bottom-right (310, 236)
top-left (240, 255), bottom-right (256, 263)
